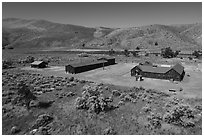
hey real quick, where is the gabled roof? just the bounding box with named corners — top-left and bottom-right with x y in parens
top-left (138, 65), bottom-right (171, 74)
top-left (134, 63), bottom-right (184, 75)
top-left (67, 60), bottom-right (108, 68)
top-left (31, 61), bottom-right (44, 65)
top-left (171, 63), bottom-right (184, 75)
top-left (97, 56), bottom-right (115, 60)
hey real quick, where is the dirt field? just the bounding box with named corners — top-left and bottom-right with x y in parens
top-left (22, 62), bottom-right (202, 99)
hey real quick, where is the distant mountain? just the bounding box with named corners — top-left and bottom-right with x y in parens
top-left (86, 23), bottom-right (202, 50)
top-left (2, 18), bottom-right (202, 50)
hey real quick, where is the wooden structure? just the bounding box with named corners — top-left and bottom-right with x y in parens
top-left (97, 57), bottom-right (115, 65)
top-left (131, 63), bottom-right (185, 81)
top-left (65, 60), bottom-right (109, 74)
top-left (31, 61), bottom-right (48, 68)
top-left (177, 51), bottom-right (195, 59)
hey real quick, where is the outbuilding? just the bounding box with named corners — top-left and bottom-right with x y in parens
top-left (65, 60), bottom-right (108, 74)
top-left (97, 57), bottom-right (115, 65)
top-left (31, 61), bottom-right (48, 68)
top-left (131, 63), bottom-right (185, 81)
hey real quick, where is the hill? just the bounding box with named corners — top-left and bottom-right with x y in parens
top-left (2, 18), bottom-right (202, 50)
top-left (2, 18), bottom-right (97, 49)
top-left (86, 23), bottom-right (202, 50)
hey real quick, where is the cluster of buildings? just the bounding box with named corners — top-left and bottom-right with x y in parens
top-left (65, 57), bottom-right (115, 74)
top-left (30, 56), bottom-right (186, 82)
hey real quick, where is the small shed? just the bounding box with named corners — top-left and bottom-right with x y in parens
top-left (31, 61), bottom-right (48, 68)
top-left (177, 51), bottom-right (195, 59)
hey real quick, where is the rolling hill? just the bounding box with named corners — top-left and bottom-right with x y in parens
top-left (86, 23), bottom-right (202, 50)
top-left (2, 18), bottom-right (202, 50)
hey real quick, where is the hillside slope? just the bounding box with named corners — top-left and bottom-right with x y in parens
top-left (2, 18), bottom-right (98, 49)
top-left (86, 23), bottom-right (202, 50)
top-left (2, 18), bottom-right (202, 50)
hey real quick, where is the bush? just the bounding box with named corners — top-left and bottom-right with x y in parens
top-left (112, 90), bottom-right (121, 96)
top-left (108, 49), bottom-right (115, 55)
top-left (33, 114), bottom-right (53, 129)
top-left (192, 50), bottom-right (202, 58)
top-left (2, 60), bottom-right (13, 69)
top-left (124, 49), bottom-right (130, 57)
top-left (75, 84), bottom-right (116, 114)
top-left (163, 103), bottom-right (196, 127)
top-left (16, 82), bottom-right (36, 109)
top-left (161, 47), bottom-right (175, 58)
top-left (25, 56), bottom-right (35, 63)
top-left (142, 104), bottom-right (152, 113)
top-left (147, 112), bottom-right (162, 129)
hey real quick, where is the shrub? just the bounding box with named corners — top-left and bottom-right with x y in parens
top-left (25, 56), bottom-right (35, 63)
top-left (33, 114), bottom-right (53, 129)
top-left (2, 60), bottom-right (13, 69)
top-left (124, 49), bottom-right (130, 57)
top-left (163, 103), bottom-right (196, 127)
top-left (112, 90), bottom-right (121, 96)
top-left (16, 82), bottom-right (36, 109)
top-left (147, 112), bottom-right (162, 129)
top-left (161, 47), bottom-right (174, 58)
top-left (75, 84), bottom-right (116, 114)
top-left (142, 105), bottom-right (152, 113)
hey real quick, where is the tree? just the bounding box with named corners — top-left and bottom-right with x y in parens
top-left (132, 51), bottom-right (139, 57)
top-left (161, 47), bottom-right (175, 58)
top-left (124, 49), bottom-right (130, 57)
top-left (2, 59), bottom-right (14, 69)
top-left (174, 50), bottom-right (180, 57)
top-left (108, 49), bottom-right (115, 55)
top-left (192, 50), bottom-right (201, 58)
top-left (17, 82), bottom-right (36, 109)
top-left (136, 46), bottom-right (140, 50)
top-left (155, 42), bottom-right (158, 46)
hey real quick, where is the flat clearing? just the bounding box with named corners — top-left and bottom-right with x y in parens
top-left (22, 62), bottom-right (202, 99)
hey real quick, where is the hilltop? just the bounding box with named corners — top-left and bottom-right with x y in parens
top-left (2, 18), bottom-right (202, 51)
top-left (86, 23), bottom-right (202, 50)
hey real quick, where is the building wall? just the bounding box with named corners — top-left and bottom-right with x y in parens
top-left (131, 66), bottom-right (140, 76)
top-left (66, 62), bottom-right (107, 74)
top-left (107, 59), bottom-right (115, 65)
top-left (65, 65), bottom-right (75, 73)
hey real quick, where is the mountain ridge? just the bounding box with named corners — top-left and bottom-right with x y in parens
top-left (2, 18), bottom-right (202, 50)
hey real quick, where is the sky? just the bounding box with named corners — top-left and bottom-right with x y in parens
top-left (2, 2), bottom-right (202, 28)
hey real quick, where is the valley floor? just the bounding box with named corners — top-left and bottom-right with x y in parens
top-left (2, 49), bottom-right (202, 135)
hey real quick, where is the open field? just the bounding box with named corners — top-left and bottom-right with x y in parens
top-left (2, 49), bottom-right (202, 135)
top-left (22, 62), bottom-right (202, 99)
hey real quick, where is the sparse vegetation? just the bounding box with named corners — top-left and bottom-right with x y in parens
top-left (161, 47), bottom-right (175, 58)
top-left (75, 84), bottom-right (117, 114)
top-left (124, 49), bottom-right (130, 57)
top-left (192, 50), bottom-right (202, 58)
top-left (2, 18), bottom-right (202, 135)
top-left (163, 103), bottom-right (196, 127)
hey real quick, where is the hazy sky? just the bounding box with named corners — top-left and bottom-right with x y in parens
top-left (2, 2), bottom-right (202, 28)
